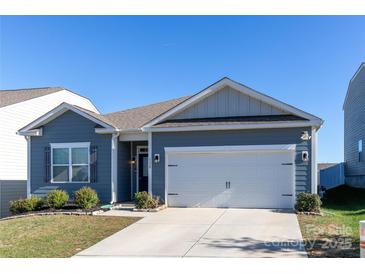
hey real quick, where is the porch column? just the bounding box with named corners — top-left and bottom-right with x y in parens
top-left (111, 133), bottom-right (119, 203)
top-left (148, 132), bottom-right (152, 195)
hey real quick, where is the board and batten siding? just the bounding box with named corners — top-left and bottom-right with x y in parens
top-left (171, 86), bottom-right (287, 120)
top-left (0, 90), bottom-right (98, 181)
top-left (344, 67), bottom-right (365, 187)
top-left (151, 127), bottom-right (312, 201)
top-left (30, 111), bottom-right (113, 202)
top-left (0, 180), bottom-right (27, 218)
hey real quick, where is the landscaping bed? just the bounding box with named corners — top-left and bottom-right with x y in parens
top-left (297, 185), bottom-right (365, 258)
top-left (0, 215), bottom-right (140, 257)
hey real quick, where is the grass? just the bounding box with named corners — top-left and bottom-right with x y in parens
top-left (0, 215), bottom-right (140, 258)
top-left (298, 185), bottom-right (365, 257)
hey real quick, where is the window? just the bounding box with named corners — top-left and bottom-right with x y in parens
top-left (51, 143), bottom-right (90, 183)
top-left (359, 140), bottom-right (363, 153)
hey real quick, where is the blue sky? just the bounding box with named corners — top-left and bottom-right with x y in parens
top-left (1, 16), bottom-right (364, 163)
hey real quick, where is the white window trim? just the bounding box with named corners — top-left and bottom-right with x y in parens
top-left (50, 142), bottom-right (91, 184)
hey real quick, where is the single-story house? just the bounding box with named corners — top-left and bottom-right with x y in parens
top-left (18, 78), bottom-right (323, 209)
top-left (0, 87), bottom-right (97, 217)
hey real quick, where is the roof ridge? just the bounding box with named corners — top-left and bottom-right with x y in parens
top-left (104, 95), bottom-right (190, 116)
top-left (0, 86), bottom-right (65, 92)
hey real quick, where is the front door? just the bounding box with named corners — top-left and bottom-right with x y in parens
top-left (138, 153), bottom-right (149, 192)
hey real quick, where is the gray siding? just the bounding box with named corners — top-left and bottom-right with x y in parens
top-left (0, 180), bottom-right (27, 218)
top-left (172, 86), bottom-right (287, 120)
top-left (344, 67), bottom-right (365, 187)
top-left (152, 127), bottom-right (312, 201)
top-left (118, 142), bottom-right (131, 201)
top-left (117, 141), bottom-right (148, 201)
top-left (30, 111), bottom-right (113, 202)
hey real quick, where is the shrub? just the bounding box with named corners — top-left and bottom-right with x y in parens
top-left (28, 196), bottom-right (45, 211)
top-left (134, 191), bottom-right (160, 209)
top-left (10, 199), bottom-right (33, 214)
top-left (47, 189), bottom-right (69, 209)
top-left (295, 192), bottom-right (322, 213)
top-left (9, 196), bottom-right (44, 214)
top-left (74, 187), bottom-right (99, 209)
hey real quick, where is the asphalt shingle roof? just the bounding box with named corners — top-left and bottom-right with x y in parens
top-left (104, 96), bottom-right (190, 130)
top-left (0, 87), bottom-right (64, 108)
top-left (71, 105), bottom-right (117, 128)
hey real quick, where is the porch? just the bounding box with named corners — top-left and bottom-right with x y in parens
top-left (117, 138), bottom-right (150, 202)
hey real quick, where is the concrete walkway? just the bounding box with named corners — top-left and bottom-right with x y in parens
top-left (76, 208), bottom-right (307, 258)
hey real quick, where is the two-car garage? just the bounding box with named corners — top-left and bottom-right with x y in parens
top-left (165, 145), bottom-right (296, 209)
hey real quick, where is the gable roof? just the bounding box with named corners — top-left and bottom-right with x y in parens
top-left (343, 62), bottom-right (365, 110)
top-left (104, 96), bottom-right (190, 130)
top-left (143, 77), bottom-right (323, 129)
top-left (18, 102), bottom-right (116, 135)
top-left (18, 77), bottom-right (323, 134)
top-left (0, 87), bottom-right (64, 108)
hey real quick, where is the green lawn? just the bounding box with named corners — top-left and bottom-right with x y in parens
top-left (0, 215), bottom-right (140, 258)
top-left (298, 185), bottom-right (365, 258)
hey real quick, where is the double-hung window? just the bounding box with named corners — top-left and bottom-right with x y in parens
top-left (51, 142), bottom-right (90, 183)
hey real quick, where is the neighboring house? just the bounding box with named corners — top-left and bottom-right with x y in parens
top-left (344, 63), bottom-right (365, 188)
top-left (0, 87), bottom-right (98, 217)
top-left (18, 78), bottom-right (323, 209)
top-left (318, 163), bottom-right (345, 191)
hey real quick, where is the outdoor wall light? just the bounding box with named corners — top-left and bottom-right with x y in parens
top-left (302, 151), bottom-right (309, 162)
top-left (129, 157), bottom-right (136, 165)
top-left (154, 154), bottom-right (160, 163)
top-left (300, 131), bottom-right (311, 140)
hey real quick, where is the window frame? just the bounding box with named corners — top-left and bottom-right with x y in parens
top-left (50, 142), bottom-right (90, 183)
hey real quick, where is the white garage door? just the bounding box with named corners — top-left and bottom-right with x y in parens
top-left (166, 145), bottom-right (295, 209)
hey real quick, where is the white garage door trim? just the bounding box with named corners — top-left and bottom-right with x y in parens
top-left (164, 144), bottom-right (296, 208)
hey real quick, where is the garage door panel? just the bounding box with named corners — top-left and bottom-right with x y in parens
top-left (166, 149), bottom-right (294, 209)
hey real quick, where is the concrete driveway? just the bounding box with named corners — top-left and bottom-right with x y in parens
top-left (76, 208), bottom-right (307, 258)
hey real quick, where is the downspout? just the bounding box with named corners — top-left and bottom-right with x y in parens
top-left (25, 136), bottom-right (31, 198)
top-left (311, 127), bottom-right (318, 194)
top-left (110, 132), bottom-right (120, 204)
top-left (148, 132), bottom-right (152, 195)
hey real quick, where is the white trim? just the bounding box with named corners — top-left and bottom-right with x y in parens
top-left (95, 128), bottom-right (119, 134)
top-left (165, 144), bottom-right (296, 154)
top-left (25, 136), bottom-right (31, 198)
top-left (164, 152), bottom-right (169, 205)
top-left (311, 127), bottom-right (318, 194)
top-left (143, 78), bottom-right (322, 128)
top-left (145, 121), bottom-right (320, 133)
top-left (148, 132), bottom-right (152, 195)
top-left (164, 144), bottom-right (296, 209)
top-left (18, 102), bottom-right (115, 134)
top-left (111, 133), bottom-right (119, 203)
top-left (343, 63), bottom-right (365, 110)
top-left (50, 142), bottom-right (90, 184)
top-left (17, 128), bottom-right (43, 137)
top-left (291, 150), bottom-right (296, 207)
top-left (119, 132), bottom-right (148, 141)
top-left (130, 141), bottom-right (133, 200)
top-left (136, 145), bottom-right (148, 193)
top-left (51, 142), bottom-right (90, 148)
